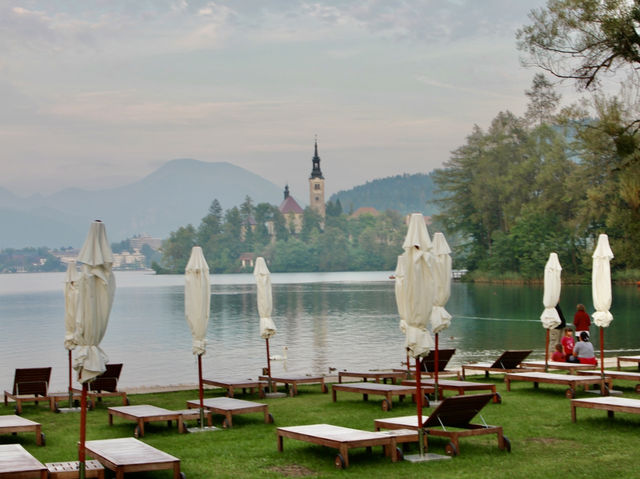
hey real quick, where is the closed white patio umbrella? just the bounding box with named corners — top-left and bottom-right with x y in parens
top-left (63, 261), bottom-right (80, 409)
top-left (400, 213), bottom-right (435, 457)
top-left (394, 254), bottom-right (409, 372)
top-left (592, 234), bottom-right (614, 383)
top-left (185, 246), bottom-right (211, 429)
top-left (540, 252), bottom-right (562, 371)
top-left (430, 232), bottom-right (453, 400)
top-left (254, 257), bottom-right (278, 391)
top-left (74, 220), bottom-right (116, 479)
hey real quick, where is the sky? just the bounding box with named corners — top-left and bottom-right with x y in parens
top-left (2, 0), bottom-right (577, 202)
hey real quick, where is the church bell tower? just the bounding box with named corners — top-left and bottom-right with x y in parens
top-left (308, 139), bottom-right (326, 218)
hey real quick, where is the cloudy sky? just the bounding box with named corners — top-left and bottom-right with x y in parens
top-left (2, 0), bottom-right (571, 201)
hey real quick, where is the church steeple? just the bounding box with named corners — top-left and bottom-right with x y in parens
top-left (310, 139), bottom-right (324, 180)
top-left (308, 137), bottom-right (326, 218)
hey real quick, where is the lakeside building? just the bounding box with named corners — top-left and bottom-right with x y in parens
top-left (278, 185), bottom-right (304, 234)
top-left (308, 139), bottom-right (325, 217)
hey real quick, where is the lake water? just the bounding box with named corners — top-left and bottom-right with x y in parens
top-left (1, 271), bottom-right (638, 392)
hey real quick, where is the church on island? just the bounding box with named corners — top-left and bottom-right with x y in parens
top-left (278, 140), bottom-right (326, 233)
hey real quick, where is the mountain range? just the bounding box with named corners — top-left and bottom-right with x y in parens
top-left (0, 159), bottom-right (282, 249)
top-left (0, 159), bottom-right (439, 249)
top-left (330, 172), bottom-right (438, 217)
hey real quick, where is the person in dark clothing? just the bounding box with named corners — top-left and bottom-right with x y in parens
top-left (549, 304), bottom-right (566, 349)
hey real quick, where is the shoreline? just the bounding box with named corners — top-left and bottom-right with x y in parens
top-left (118, 358), bottom-right (622, 395)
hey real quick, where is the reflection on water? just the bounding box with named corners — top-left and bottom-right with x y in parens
top-left (0, 271), bottom-right (638, 391)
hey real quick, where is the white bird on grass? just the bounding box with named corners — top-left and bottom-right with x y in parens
top-left (269, 346), bottom-right (288, 361)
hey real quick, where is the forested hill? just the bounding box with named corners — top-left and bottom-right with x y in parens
top-left (329, 172), bottom-right (439, 216)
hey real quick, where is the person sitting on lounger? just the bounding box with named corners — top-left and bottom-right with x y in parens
top-left (570, 332), bottom-right (597, 365)
top-left (551, 343), bottom-right (566, 362)
top-left (561, 328), bottom-right (575, 360)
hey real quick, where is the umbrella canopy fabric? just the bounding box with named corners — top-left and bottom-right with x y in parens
top-left (430, 232), bottom-right (452, 334)
top-left (401, 213), bottom-right (435, 359)
top-left (64, 261), bottom-right (81, 351)
top-left (540, 253), bottom-right (562, 329)
top-left (185, 246), bottom-right (210, 356)
top-left (254, 257), bottom-right (277, 340)
top-left (73, 221), bottom-right (115, 384)
top-left (592, 234), bottom-right (614, 328)
top-left (394, 255), bottom-right (408, 334)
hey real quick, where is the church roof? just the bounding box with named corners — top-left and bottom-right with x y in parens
top-left (279, 195), bottom-right (304, 214)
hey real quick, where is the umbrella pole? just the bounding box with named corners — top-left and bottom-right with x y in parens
top-left (68, 349), bottom-right (73, 408)
top-left (434, 334), bottom-right (439, 401)
top-left (600, 327), bottom-right (606, 395)
top-left (265, 338), bottom-right (273, 393)
top-left (415, 357), bottom-right (424, 456)
top-left (406, 350), bottom-right (410, 375)
top-left (79, 382), bottom-right (87, 479)
top-left (198, 354), bottom-right (205, 429)
top-left (545, 329), bottom-right (550, 372)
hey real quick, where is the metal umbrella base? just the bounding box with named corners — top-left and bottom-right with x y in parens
top-left (57, 407), bottom-right (81, 413)
top-left (265, 392), bottom-right (287, 398)
top-left (186, 425), bottom-right (220, 433)
top-left (404, 453), bottom-right (451, 462)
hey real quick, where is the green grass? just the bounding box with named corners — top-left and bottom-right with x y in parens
top-left (3, 374), bottom-right (640, 478)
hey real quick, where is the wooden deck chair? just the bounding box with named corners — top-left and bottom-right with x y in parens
top-left (3, 367), bottom-right (52, 415)
top-left (422, 393), bottom-right (509, 456)
top-left (421, 349), bottom-right (456, 372)
top-left (86, 363), bottom-right (128, 408)
top-left (461, 350), bottom-right (532, 379)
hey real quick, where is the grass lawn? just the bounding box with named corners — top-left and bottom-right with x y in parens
top-left (2, 372), bottom-right (640, 478)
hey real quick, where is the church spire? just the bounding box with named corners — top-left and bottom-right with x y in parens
top-left (310, 137), bottom-right (324, 179)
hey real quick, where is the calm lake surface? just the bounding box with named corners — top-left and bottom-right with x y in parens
top-left (1, 271), bottom-right (638, 392)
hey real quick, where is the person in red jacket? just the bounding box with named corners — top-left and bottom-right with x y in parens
top-left (573, 304), bottom-right (591, 339)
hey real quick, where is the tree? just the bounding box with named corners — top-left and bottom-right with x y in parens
top-left (198, 199), bottom-right (223, 245)
top-left (156, 225), bottom-right (197, 273)
top-left (301, 207), bottom-right (322, 241)
top-left (517, 0), bottom-right (640, 91)
top-left (525, 73), bottom-right (561, 125)
top-left (433, 111), bottom-right (530, 268)
top-left (566, 95), bottom-right (640, 268)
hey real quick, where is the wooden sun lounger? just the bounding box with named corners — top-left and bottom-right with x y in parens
top-left (402, 378), bottom-right (501, 403)
top-left (71, 364), bottom-right (128, 409)
top-left (520, 360), bottom-right (596, 374)
top-left (49, 390), bottom-right (83, 412)
top-left (421, 348), bottom-right (456, 373)
top-left (617, 355), bottom-right (640, 371)
top-left (0, 444), bottom-right (47, 479)
top-left (571, 396), bottom-right (640, 422)
top-left (80, 364), bottom-right (128, 409)
top-left (461, 350), bottom-right (532, 379)
top-left (258, 374), bottom-right (327, 396)
top-left (3, 367), bottom-right (52, 415)
top-left (0, 415), bottom-right (44, 446)
top-left (276, 424), bottom-right (418, 468)
top-left (338, 371), bottom-right (406, 384)
top-left (108, 405), bottom-right (213, 437)
top-left (504, 372), bottom-right (612, 398)
top-left (331, 382), bottom-right (435, 411)
top-left (374, 393), bottom-right (509, 456)
top-left (186, 397), bottom-right (273, 428)
top-left (576, 369), bottom-right (640, 393)
top-left (202, 378), bottom-right (267, 398)
top-left (396, 369), bottom-right (462, 380)
top-left (84, 437), bottom-right (182, 479)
